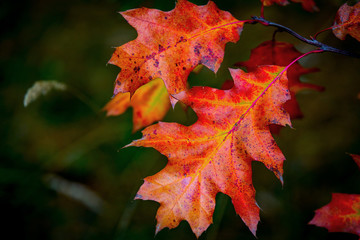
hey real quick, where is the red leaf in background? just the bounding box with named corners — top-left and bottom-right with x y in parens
top-left (309, 154), bottom-right (360, 239)
top-left (309, 193), bottom-right (360, 238)
top-left (261, 0), bottom-right (318, 12)
top-left (261, 0), bottom-right (289, 7)
top-left (291, 0), bottom-right (318, 12)
top-left (104, 78), bottom-right (170, 132)
top-left (109, 0), bottom-right (243, 105)
top-left (128, 66), bottom-right (291, 237)
top-left (333, 2), bottom-right (360, 42)
top-left (220, 79), bottom-right (235, 90)
top-left (350, 154), bottom-right (360, 169)
top-left (236, 40), bottom-right (323, 133)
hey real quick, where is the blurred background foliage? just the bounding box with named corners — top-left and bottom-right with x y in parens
top-left (1, 0), bottom-right (360, 239)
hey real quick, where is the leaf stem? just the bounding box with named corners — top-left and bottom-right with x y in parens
top-left (250, 16), bottom-right (360, 58)
top-left (313, 22), bottom-right (353, 40)
top-left (261, 4), bottom-right (265, 18)
top-left (312, 26), bottom-right (333, 39)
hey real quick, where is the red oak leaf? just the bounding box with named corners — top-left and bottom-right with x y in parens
top-left (333, 2), bottom-right (360, 42)
top-left (309, 193), bottom-right (360, 238)
top-left (128, 66), bottom-right (291, 237)
top-left (261, 0), bottom-right (318, 12)
top-left (109, 0), bottom-right (243, 105)
top-left (236, 40), bottom-right (323, 131)
top-left (104, 78), bottom-right (170, 132)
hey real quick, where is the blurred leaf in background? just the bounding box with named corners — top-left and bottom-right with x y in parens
top-left (0, 0), bottom-right (360, 239)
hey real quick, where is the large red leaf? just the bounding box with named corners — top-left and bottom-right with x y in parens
top-left (309, 193), bottom-right (360, 238)
top-left (109, 0), bottom-right (243, 104)
top-left (236, 40), bottom-right (323, 128)
top-left (261, 0), bottom-right (318, 12)
top-left (104, 78), bottom-right (170, 132)
top-left (128, 66), bottom-right (291, 237)
top-left (333, 2), bottom-right (360, 42)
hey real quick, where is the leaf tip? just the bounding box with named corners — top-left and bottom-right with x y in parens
top-left (279, 174), bottom-right (284, 186)
top-left (249, 226), bottom-right (258, 238)
top-left (123, 142), bottom-right (135, 149)
top-left (134, 193), bottom-right (142, 200)
top-left (155, 223), bottom-right (164, 236)
top-left (255, 201), bottom-right (262, 211)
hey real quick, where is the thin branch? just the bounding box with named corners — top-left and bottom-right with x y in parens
top-left (272, 29), bottom-right (281, 42)
top-left (249, 16), bottom-right (360, 58)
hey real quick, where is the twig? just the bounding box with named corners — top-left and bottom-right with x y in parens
top-left (250, 16), bottom-right (360, 58)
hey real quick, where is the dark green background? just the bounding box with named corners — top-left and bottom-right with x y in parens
top-left (1, 0), bottom-right (360, 239)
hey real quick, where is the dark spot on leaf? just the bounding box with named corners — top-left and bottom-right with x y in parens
top-left (133, 66), bottom-right (140, 73)
top-left (194, 43), bottom-right (202, 56)
top-left (146, 52), bottom-right (156, 60)
top-left (158, 45), bottom-right (165, 53)
top-left (207, 48), bottom-right (215, 57)
top-left (175, 36), bottom-right (187, 47)
top-left (178, 36), bottom-right (187, 43)
top-left (154, 59), bottom-right (159, 67)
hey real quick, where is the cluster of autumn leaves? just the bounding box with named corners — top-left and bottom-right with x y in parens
top-left (104, 0), bottom-right (360, 238)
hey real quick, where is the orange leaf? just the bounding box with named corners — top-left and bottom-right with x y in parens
top-left (104, 78), bottom-right (170, 132)
top-left (236, 40), bottom-right (323, 131)
top-left (103, 92), bottom-right (130, 117)
top-left (109, 0), bottom-right (243, 105)
top-left (309, 193), bottom-right (360, 238)
top-left (333, 2), bottom-right (360, 42)
top-left (128, 66), bottom-right (291, 237)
